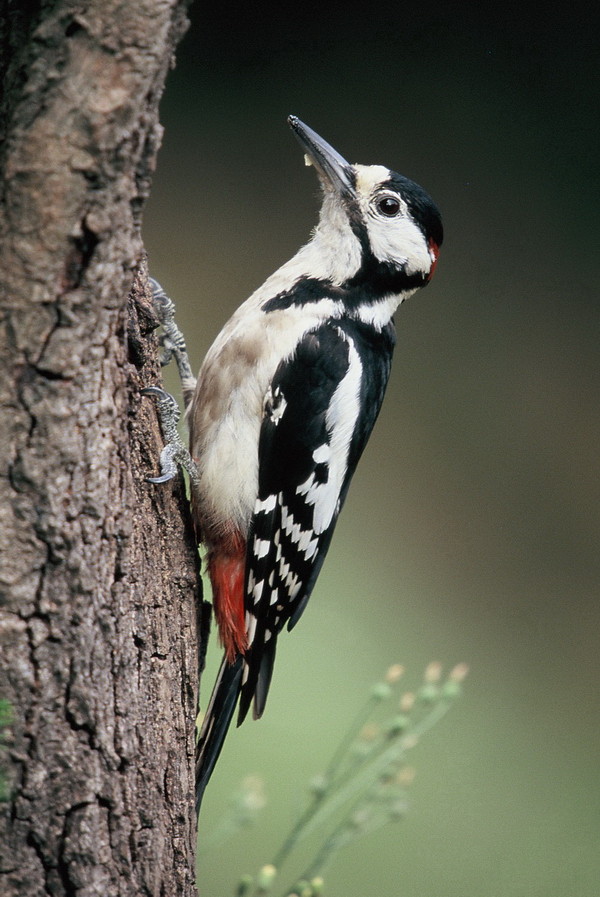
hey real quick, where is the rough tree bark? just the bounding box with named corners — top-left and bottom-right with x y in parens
top-left (0, 2), bottom-right (204, 895)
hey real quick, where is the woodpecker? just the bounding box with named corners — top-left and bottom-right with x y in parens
top-left (148, 116), bottom-right (442, 812)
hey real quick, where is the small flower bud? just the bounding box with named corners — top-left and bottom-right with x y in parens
top-left (396, 765), bottom-right (416, 786)
top-left (424, 661), bottom-right (442, 683)
top-left (371, 681), bottom-right (392, 701)
top-left (418, 683), bottom-right (439, 703)
top-left (256, 864), bottom-right (277, 892)
top-left (399, 691), bottom-right (415, 712)
top-left (449, 662), bottom-right (469, 682)
top-left (358, 722), bottom-right (380, 742)
top-left (441, 679), bottom-right (462, 699)
top-left (310, 877), bottom-right (325, 895)
top-left (385, 663), bottom-right (405, 683)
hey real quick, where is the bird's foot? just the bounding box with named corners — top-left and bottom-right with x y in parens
top-left (149, 277), bottom-right (196, 407)
top-left (141, 385), bottom-right (200, 488)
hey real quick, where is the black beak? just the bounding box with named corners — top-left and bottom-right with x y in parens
top-left (288, 115), bottom-right (354, 198)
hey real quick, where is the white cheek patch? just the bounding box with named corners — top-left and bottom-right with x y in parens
top-left (353, 164), bottom-right (431, 277)
top-left (367, 214), bottom-right (430, 274)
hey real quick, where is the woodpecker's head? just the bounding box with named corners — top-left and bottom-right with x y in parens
top-left (288, 115), bottom-right (443, 295)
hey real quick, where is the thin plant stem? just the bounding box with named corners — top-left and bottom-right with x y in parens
top-left (270, 690), bottom-right (385, 869)
top-left (231, 665), bottom-right (467, 897)
top-left (289, 693), bottom-right (455, 847)
top-left (281, 779), bottom-right (405, 896)
top-left (322, 691), bottom-right (383, 782)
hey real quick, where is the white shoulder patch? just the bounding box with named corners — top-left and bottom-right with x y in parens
top-left (300, 332), bottom-right (363, 534)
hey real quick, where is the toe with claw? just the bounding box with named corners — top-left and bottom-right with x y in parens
top-left (141, 385), bottom-right (200, 489)
top-left (149, 278), bottom-right (196, 408)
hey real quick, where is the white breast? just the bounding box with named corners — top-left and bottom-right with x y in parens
top-left (188, 211), bottom-right (364, 545)
top-left (189, 299), bottom-right (343, 543)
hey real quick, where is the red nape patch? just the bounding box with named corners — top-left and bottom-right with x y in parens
top-left (427, 238), bottom-right (440, 281)
top-left (208, 532), bottom-right (248, 663)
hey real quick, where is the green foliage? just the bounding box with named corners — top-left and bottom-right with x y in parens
top-left (205, 662), bottom-right (468, 896)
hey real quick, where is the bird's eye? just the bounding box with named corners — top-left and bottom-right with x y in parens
top-left (376, 195), bottom-right (402, 217)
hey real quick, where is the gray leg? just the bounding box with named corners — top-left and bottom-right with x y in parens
top-left (144, 277), bottom-right (200, 489)
top-left (141, 386), bottom-right (200, 489)
top-left (150, 277), bottom-right (197, 410)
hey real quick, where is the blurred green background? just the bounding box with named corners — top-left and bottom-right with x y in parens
top-left (143, 3), bottom-right (599, 895)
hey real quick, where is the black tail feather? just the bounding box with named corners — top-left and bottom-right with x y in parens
top-left (237, 633), bottom-right (278, 725)
top-left (251, 637), bottom-right (277, 720)
top-left (195, 655), bottom-right (244, 813)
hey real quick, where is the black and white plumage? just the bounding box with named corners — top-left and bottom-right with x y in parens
top-left (238, 316), bottom-right (395, 723)
top-left (188, 116), bottom-right (443, 811)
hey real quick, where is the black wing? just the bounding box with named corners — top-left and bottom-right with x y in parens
top-left (237, 318), bottom-right (395, 722)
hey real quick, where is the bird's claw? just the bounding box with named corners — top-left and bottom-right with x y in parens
top-left (141, 385), bottom-right (181, 422)
top-left (142, 385), bottom-right (200, 489)
top-left (149, 278), bottom-right (196, 396)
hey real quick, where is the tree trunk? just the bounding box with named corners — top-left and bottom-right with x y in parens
top-left (0, 2), bottom-right (203, 895)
